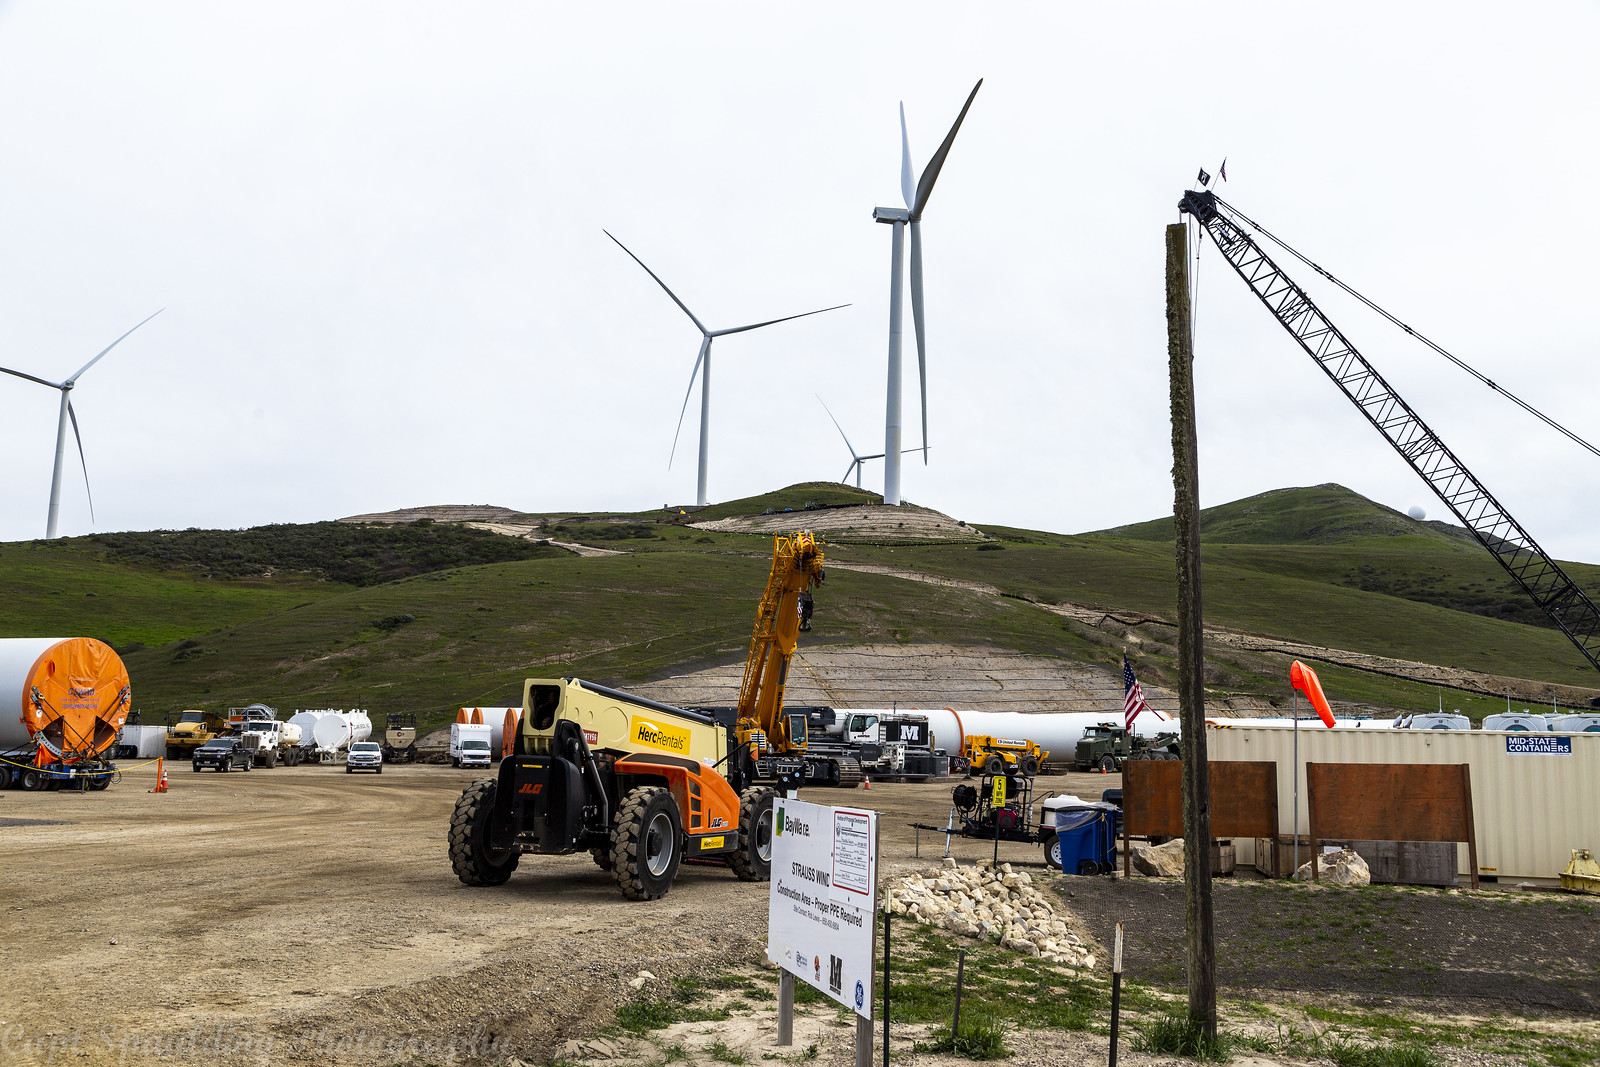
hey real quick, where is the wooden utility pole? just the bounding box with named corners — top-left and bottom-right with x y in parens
top-left (1165, 221), bottom-right (1216, 1038)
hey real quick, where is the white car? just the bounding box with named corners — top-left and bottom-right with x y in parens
top-left (346, 741), bottom-right (384, 774)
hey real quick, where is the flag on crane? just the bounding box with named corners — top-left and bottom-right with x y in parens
top-left (1123, 654), bottom-right (1152, 731)
top-left (1218, 157), bottom-right (1228, 182)
top-left (1196, 167), bottom-right (1211, 188)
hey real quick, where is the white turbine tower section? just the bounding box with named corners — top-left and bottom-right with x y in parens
top-left (0, 310), bottom-right (163, 538)
top-left (605, 232), bottom-right (848, 507)
top-left (872, 80), bottom-right (981, 506)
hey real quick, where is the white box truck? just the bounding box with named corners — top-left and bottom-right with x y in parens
top-left (450, 723), bottom-right (494, 769)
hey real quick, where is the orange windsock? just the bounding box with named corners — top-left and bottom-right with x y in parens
top-left (502, 708), bottom-right (519, 759)
top-left (1290, 660), bottom-right (1336, 728)
top-left (455, 708), bottom-right (469, 724)
top-left (470, 708), bottom-right (484, 725)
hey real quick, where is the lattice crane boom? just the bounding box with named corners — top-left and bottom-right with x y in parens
top-left (1180, 188), bottom-right (1600, 676)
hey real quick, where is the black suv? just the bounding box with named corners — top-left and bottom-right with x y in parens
top-left (193, 737), bottom-right (252, 773)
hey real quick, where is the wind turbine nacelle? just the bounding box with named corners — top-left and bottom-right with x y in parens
top-left (872, 206), bottom-right (910, 224)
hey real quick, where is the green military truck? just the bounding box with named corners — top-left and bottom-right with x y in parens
top-left (1073, 724), bottom-right (1181, 772)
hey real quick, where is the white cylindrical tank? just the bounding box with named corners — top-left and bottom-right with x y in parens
top-left (835, 706), bottom-right (1392, 761)
top-left (279, 722), bottom-right (303, 746)
top-left (0, 637), bottom-right (132, 758)
top-left (1405, 713), bottom-right (1472, 730)
top-left (287, 710), bottom-right (337, 742)
top-left (1552, 714), bottom-right (1600, 733)
top-left (311, 710), bottom-right (372, 752)
top-left (1483, 712), bottom-right (1549, 732)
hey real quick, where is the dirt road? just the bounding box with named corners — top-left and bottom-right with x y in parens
top-left (1, 766), bottom-right (1593, 1067)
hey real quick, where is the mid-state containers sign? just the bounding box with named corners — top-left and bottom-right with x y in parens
top-left (767, 798), bottom-right (878, 1019)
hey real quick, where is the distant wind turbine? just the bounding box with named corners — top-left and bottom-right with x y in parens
top-left (605, 231), bottom-right (848, 507)
top-left (872, 80), bottom-right (982, 506)
top-left (817, 396), bottom-right (925, 490)
top-left (0, 309), bottom-right (163, 538)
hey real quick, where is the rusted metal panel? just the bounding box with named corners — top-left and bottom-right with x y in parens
top-left (1306, 762), bottom-right (1478, 888)
top-left (1207, 724), bottom-right (1600, 883)
top-left (1123, 760), bottom-right (1278, 838)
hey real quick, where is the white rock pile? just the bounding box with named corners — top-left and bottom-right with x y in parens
top-left (885, 858), bottom-right (1096, 969)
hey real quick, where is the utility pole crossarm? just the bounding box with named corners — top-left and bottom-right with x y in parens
top-left (1180, 189), bottom-right (1600, 675)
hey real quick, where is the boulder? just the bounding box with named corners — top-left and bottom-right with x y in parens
top-left (1295, 848), bottom-right (1371, 886)
top-left (1131, 838), bottom-right (1186, 878)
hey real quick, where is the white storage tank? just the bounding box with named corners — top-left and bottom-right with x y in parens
top-left (1483, 712), bottom-right (1549, 732)
top-left (311, 710), bottom-right (372, 752)
top-left (1405, 713), bottom-right (1472, 730)
top-left (287, 710), bottom-right (337, 742)
top-left (1552, 714), bottom-right (1600, 733)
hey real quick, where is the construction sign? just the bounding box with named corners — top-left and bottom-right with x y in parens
top-left (767, 798), bottom-right (878, 1019)
top-left (992, 775), bottom-right (1007, 806)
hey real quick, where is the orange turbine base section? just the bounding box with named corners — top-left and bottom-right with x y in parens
top-left (20, 638), bottom-right (132, 765)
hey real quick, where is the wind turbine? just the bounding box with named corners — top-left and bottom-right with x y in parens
top-left (872, 79), bottom-right (982, 506)
top-left (818, 396), bottom-right (927, 491)
top-left (606, 231), bottom-right (848, 507)
top-left (0, 309), bottom-right (163, 538)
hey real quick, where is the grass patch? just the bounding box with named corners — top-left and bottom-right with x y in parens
top-left (916, 1016), bottom-right (1009, 1060)
top-left (709, 1040), bottom-right (747, 1064)
top-left (1131, 1014), bottom-right (1231, 1062)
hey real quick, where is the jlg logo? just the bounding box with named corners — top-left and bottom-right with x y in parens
top-left (518, 783), bottom-right (543, 795)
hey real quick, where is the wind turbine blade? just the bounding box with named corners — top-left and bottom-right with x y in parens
top-left (910, 79), bottom-right (982, 219)
top-left (668, 336), bottom-right (710, 469)
top-left (816, 395), bottom-right (860, 458)
top-left (0, 364), bottom-right (61, 389)
top-left (710, 303), bottom-right (850, 337)
top-left (842, 458), bottom-right (857, 484)
top-left (899, 102), bottom-right (914, 209)
top-left (69, 308), bottom-right (163, 383)
top-left (604, 230), bottom-right (708, 335)
top-left (66, 399), bottom-right (94, 523)
top-left (862, 453), bottom-right (886, 461)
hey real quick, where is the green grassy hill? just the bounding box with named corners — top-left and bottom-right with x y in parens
top-left (3, 482), bottom-right (1596, 733)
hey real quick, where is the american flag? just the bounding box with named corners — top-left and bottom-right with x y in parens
top-left (1123, 654), bottom-right (1152, 731)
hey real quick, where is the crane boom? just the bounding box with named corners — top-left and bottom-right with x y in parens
top-left (735, 532), bottom-right (826, 757)
top-left (1180, 188), bottom-right (1600, 675)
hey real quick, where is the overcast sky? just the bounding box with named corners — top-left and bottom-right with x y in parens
top-left (1, 3), bottom-right (1596, 562)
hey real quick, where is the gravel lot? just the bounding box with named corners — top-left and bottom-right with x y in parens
top-left (0, 766), bottom-right (1594, 1067)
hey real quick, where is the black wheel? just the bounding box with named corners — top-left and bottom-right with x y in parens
top-left (727, 787), bottom-right (776, 881)
top-left (591, 847), bottom-right (616, 871)
top-left (220, 764), bottom-right (229, 773)
top-left (984, 755), bottom-right (1006, 776)
top-left (20, 769), bottom-right (45, 791)
top-left (265, 750), bottom-right (278, 769)
top-left (192, 763), bottom-right (201, 773)
top-left (346, 766), bottom-right (353, 774)
top-left (242, 760), bottom-right (251, 772)
top-left (376, 765), bottom-right (383, 774)
top-left (610, 786), bottom-right (682, 901)
top-left (1020, 754), bottom-right (1040, 776)
top-left (1046, 835), bottom-right (1062, 869)
top-left (0, 765), bottom-right (12, 789)
top-left (1099, 755), bottom-right (1116, 773)
top-left (448, 778), bottom-right (521, 886)
top-left (89, 774), bottom-right (112, 791)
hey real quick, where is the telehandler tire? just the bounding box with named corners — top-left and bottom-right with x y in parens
top-left (449, 778), bottom-right (521, 886)
top-left (1020, 754), bottom-right (1040, 777)
top-left (983, 755), bottom-right (1006, 776)
top-left (590, 847), bottom-right (615, 871)
top-left (727, 787), bottom-right (776, 882)
top-left (610, 786), bottom-right (681, 901)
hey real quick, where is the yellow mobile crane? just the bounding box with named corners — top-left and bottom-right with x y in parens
top-left (731, 532), bottom-right (862, 789)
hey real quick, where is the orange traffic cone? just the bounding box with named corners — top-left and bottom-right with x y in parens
top-left (861, 775), bottom-right (871, 790)
top-left (150, 758), bottom-right (169, 794)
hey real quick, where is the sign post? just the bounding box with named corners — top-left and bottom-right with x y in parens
top-left (768, 798), bottom-right (880, 1057)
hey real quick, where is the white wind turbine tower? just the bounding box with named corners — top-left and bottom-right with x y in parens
top-left (606, 231), bottom-right (848, 507)
top-left (818, 397), bottom-right (884, 488)
top-left (872, 80), bottom-right (982, 506)
top-left (0, 310), bottom-right (163, 538)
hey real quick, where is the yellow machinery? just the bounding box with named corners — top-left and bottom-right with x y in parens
top-left (730, 532), bottom-right (859, 788)
top-left (964, 734), bottom-right (1047, 778)
top-left (165, 710), bottom-right (229, 757)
